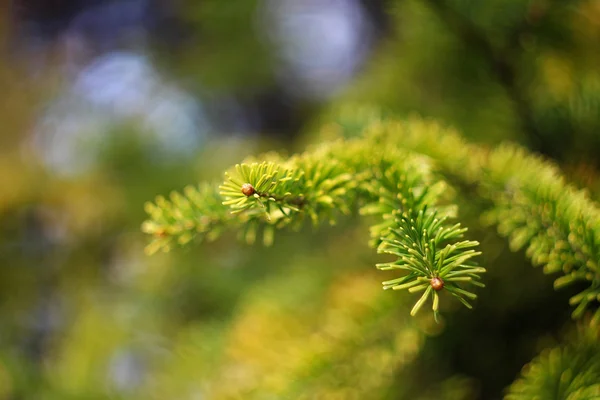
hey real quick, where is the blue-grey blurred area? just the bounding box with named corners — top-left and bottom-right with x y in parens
top-left (1, 1), bottom-right (599, 399)
top-left (12, 0), bottom-right (381, 176)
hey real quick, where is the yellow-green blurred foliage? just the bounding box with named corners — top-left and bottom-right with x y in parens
top-left (1, 1), bottom-right (600, 399)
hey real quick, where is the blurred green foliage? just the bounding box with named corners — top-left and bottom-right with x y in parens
top-left (1, 1), bottom-right (600, 399)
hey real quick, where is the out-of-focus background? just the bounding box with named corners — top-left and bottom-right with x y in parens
top-left (1, 1), bottom-right (599, 399)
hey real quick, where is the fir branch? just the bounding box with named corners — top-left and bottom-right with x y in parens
top-left (376, 208), bottom-right (483, 321)
top-left (143, 110), bottom-right (600, 319)
top-left (141, 183), bottom-right (231, 254)
top-left (369, 115), bottom-right (600, 317)
top-left (506, 319), bottom-right (600, 400)
top-left (142, 131), bottom-right (484, 319)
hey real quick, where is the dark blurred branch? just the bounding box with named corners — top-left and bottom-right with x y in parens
top-left (422, 0), bottom-right (546, 152)
top-left (505, 1), bottom-right (576, 51)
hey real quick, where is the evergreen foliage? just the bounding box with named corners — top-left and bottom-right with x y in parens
top-left (143, 112), bottom-right (600, 322)
top-left (506, 319), bottom-right (600, 400)
top-left (366, 115), bottom-right (600, 320)
top-left (7, 0), bottom-right (600, 397)
top-left (143, 125), bottom-right (486, 319)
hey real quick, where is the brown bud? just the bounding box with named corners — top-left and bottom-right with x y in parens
top-left (430, 277), bottom-right (444, 291)
top-left (155, 228), bottom-right (167, 238)
top-left (241, 183), bottom-right (256, 196)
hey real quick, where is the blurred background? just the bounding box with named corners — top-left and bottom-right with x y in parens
top-left (1, 0), bottom-right (599, 399)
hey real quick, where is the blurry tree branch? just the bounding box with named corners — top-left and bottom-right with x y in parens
top-left (422, 0), bottom-right (551, 153)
